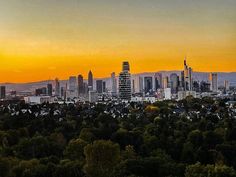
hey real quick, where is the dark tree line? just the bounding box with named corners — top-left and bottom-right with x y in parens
top-left (0, 97), bottom-right (236, 177)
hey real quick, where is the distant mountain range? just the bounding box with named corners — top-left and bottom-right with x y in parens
top-left (1, 71), bottom-right (236, 92)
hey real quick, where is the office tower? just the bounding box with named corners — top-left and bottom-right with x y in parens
top-left (0, 86), bottom-right (6, 99)
top-left (78, 75), bottom-right (84, 95)
top-left (119, 61), bottom-right (131, 101)
top-left (47, 83), bottom-right (53, 96)
top-left (122, 61), bottom-right (130, 72)
top-left (55, 78), bottom-right (60, 97)
top-left (83, 83), bottom-right (88, 95)
top-left (144, 77), bottom-right (153, 93)
top-left (102, 81), bottom-right (106, 93)
top-left (111, 72), bottom-right (117, 95)
top-left (139, 76), bottom-right (144, 93)
top-left (163, 76), bottom-right (169, 89)
top-left (154, 73), bottom-right (162, 90)
top-left (60, 87), bottom-right (66, 99)
top-left (209, 73), bottom-right (218, 92)
top-left (183, 59), bottom-right (193, 91)
top-left (200, 81), bottom-right (211, 92)
top-left (170, 73), bottom-right (179, 94)
top-left (96, 80), bottom-right (103, 93)
top-left (68, 76), bottom-right (77, 98)
top-left (224, 80), bottom-right (230, 91)
top-left (88, 70), bottom-right (93, 91)
top-left (193, 81), bottom-right (200, 92)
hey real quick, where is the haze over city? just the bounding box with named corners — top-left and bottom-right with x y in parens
top-left (0, 0), bottom-right (236, 83)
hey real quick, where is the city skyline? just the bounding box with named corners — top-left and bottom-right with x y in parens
top-left (0, 0), bottom-right (236, 83)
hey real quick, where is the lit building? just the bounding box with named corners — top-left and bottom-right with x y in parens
top-left (0, 86), bottom-right (6, 99)
top-left (119, 61), bottom-right (131, 101)
top-left (88, 70), bottom-right (93, 91)
top-left (209, 73), bottom-right (218, 92)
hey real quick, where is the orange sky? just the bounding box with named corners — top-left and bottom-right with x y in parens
top-left (0, 0), bottom-right (235, 83)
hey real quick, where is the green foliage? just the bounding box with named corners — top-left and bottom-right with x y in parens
top-left (185, 162), bottom-right (236, 177)
top-left (84, 140), bottom-right (120, 177)
top-left (0, 98), bottom-right (236, 177)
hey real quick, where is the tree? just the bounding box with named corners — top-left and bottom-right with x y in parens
top-left (185, 162), bottom-right (236, 177)
top-left (84, 140), bottom-right (120, 177)
top-left (64, 138), bottom-right (88, 162)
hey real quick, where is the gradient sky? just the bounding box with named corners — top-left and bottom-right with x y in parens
top-left (0, 0), bottom-right (235, 83)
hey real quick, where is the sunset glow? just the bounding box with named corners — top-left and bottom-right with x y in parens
top-left (0, 0), bottom-right (235, 83)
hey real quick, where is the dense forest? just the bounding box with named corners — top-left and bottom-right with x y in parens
top-left (1, 97), bottom-right (236, 177)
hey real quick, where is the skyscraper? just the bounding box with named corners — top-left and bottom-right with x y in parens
top-left (144, 77), bottom-right (153, 93)
top-left (96, 80), bottom-right (103, 93)
top-left (111, 72), bottom-right (117, 95)
top-left (47, 83), bottom-right (53, 96)
top-left (68, 76), bottom-right (77, 98)
top-left (224, 80), bottom-right (230, 91)
top-left (209, 73), bottom-right (218, 92)
top-left (170, 73), bottom-right (179, 94)
top-left (78, 74), bottom-right (84, 95)
top-left (0, 86), bottom-right (6, 99)
top-left (55, 78), bottom-right (60, 97)
top-left (88, 70), bottom-right (93, 91)
top-left (183, 59), bottom-right (193, 91)
top-left (154, 73), bottom-right (162, 90)
top-left (119, 61), bottom-right (131, 101)
top-left (163, 76), bottom-right (169, 89)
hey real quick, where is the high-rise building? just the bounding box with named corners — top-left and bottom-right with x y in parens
top-left (102, 81), bottom-right (106, 93)
top-left (119, 61), bottom-right (131, 101)
top-left (68, 76), bottom-right (77, 98)
top-left (122, 61), bottom-right (130, 72)
top-left (163, 76), bottom-right (169, 89)
top-left (61, 87), bottom-right (66, 100)
top-left (88, 70), bottom-right (93, 91)
top-left (170, 73), bottom-right (179, 94)
top-left (200, 81), bottom-right (211, 92)
top-left (154, 73), bottom-right (162, 90)
top-left (224, 80), bottom-right (230, 91)
top-left (55, 78), bottom-right (60, 97)
top-left (96, 80), bottom-right (103, 93)
top-left (209, 73), bottom-right (218, 92)
top-left (111, 72), bottom-right (117, 95)
top-left (47, 83), bottom-right (53, 96)
top-left (183, 59), bottom-right (193, 91)
top-left (0, 86), bottom-right (6, 99)
top-left (78, 75), bottom-right (84, 95)
top-left (144, 77), bottom-right (153, 93)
